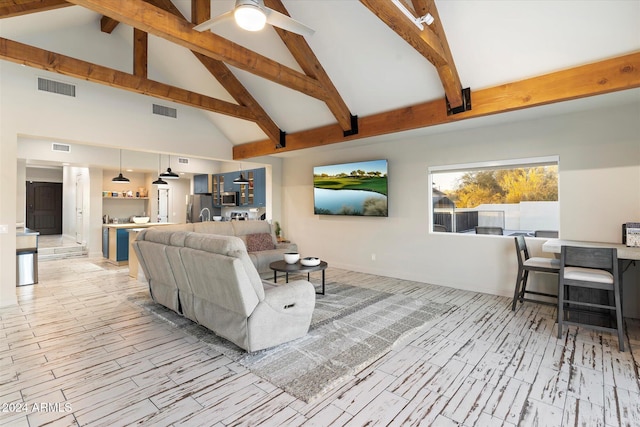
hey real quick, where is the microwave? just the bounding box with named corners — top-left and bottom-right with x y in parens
top-left (221, 192), bottom-right (238, 206)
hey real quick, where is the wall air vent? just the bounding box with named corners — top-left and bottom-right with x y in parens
top-left (52, 143), bottom-right (71, 153)
top-left (177, 157), bottom-right (189, 165)
top-left (152, 104), bottom-right (177, 118)
top-left (38, 77), bottom-right (76, 97)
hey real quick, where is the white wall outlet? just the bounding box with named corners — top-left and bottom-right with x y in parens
top-left (371, 253), bottom-right (376, 261)
top-left (0, 224), bottom-right (8, 234)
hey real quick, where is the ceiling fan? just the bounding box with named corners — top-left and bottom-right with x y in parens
top-left (193, 0), bottom-right (315, 37)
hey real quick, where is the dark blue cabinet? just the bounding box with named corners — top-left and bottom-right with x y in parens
top-left (194, 174), bottom-right (210, 194)
top-left (116, 229), bottom-right (129, 261)
top-left (253, 168), bottom-right (266, 207)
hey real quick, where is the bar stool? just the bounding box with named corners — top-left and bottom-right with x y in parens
top-left (558, 245), bottom-right (624, 351)
top-left (512, 235), bottom-right (560, 311)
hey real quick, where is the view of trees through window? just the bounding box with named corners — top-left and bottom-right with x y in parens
top-left (431, 162), bottom-right (559, 235)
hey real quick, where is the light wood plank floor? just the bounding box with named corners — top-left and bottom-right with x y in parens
top-left (1, 256), bottom-right (639, 426)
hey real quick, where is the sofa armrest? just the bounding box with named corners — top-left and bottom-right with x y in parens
top-left (262, 280), bottom-right (315, 314)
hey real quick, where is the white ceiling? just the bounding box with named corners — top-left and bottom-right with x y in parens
top-left (1, 0), bottom-right (639, 150)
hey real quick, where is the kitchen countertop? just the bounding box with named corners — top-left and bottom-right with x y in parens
top-left (16, 227), bottom-right (40, 236)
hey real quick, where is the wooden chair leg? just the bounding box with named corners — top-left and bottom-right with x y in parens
top-left (557, 283), bottom-right (564, 339)
top-left (614, 283), bottom-right (625, 352)
top-left (519, 271), bottom-right (529, 303)
top-left (512, 267), bottom-right (523, 311)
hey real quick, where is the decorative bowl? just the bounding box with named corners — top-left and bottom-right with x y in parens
top-left (212, 216), bottom-right (222, 221)
top-left (300, 257), bottom-right (321, 267)
top-left (284, 252), bottom-right (300, 264)
top-left (132, 216), bottom-right (150, 224)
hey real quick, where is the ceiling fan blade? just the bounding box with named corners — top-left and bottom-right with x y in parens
top-left (193, 10), bottom-right (234, 32)
top-left (264, 8), bottom-right (315, 37)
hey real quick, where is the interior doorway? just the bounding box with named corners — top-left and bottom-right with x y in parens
top-left (26, 181), bottom-right (63, 235)
top-left (157, 188), bottom-right (169, 223)
top-left (75, 175), bottom-right (84, 244)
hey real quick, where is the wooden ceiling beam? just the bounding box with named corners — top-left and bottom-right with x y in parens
top-left (191, 0), bottom-right (209, 27)
top-left (233, 51), bottom-right (640, 159)
top-left (133, 28), bottom-right (147, 78)
top-left (65, 0), bottom-right (328, 101)
top-left (411, 0), bottom-right (463, 108)
top-left (189, 0), bottom-right (282, 145)
top-left (264, 0), bottom-right (354, 133)
top-left (0, 37), bottom-right (257, 121)
top-left (96, 0), bottom-right (282, 145)
top-left (0, 0), bottom-right (70, 18)
top-left (359, 0), bottom-right (463, 107)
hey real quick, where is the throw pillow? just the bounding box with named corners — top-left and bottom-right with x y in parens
top-left (246, 233), bottom-right (276, 252)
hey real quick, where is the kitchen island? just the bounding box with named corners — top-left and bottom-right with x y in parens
top-left (103, 223), bottom-right (175, 266)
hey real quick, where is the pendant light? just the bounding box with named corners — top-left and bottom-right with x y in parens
top-left (159, 155), bottom-right (179, 180)
top-left (112, 149), bottom-right (130, 184)
top-left (152, 154), bottom-right (168, 185)
top-left (233, 164), bottom-right (250, 185)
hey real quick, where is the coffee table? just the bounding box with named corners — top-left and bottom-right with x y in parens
top-left (269, 260), bottom-right (328, 295)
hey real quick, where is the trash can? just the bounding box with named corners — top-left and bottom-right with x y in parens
top-left (16, 248), bottom-right (38, 286)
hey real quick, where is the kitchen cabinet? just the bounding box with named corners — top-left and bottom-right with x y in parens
top-left (103, 223), bottom-right (175, 265)
top-left (253, 168), bottom-right (266, 207)
top-left (212, 174), bottom-right (224, 206)
top-left (194, 174), bottom-right (211, 194)
top-left (107, 227), bottom-right (129, 265)
top-left (212, 168), bottom-right (265, 207)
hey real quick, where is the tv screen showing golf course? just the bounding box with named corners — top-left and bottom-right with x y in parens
top-left (313, 159), bottom-right (388, 217)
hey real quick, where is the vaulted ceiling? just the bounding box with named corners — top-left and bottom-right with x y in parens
top-left (1, 0), bottom-right (639, 160)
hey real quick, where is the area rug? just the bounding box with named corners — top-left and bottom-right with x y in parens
top-left (130, 281), bottom-right (450, 403)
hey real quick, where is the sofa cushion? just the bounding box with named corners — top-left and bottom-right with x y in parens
top-left (179, 249), bottom-right (260, 317)
top-left (193, 221), bottom-right (235, 236)
top-left (246, 232), bottom-right (276, 252)
top-left (183, 233), bottom-right (265, 300)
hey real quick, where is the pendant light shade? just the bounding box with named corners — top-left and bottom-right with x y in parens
top-left (233, 173), bottom-right (250, 185)
top-left (159, 155), bottom-right (179, 180)
top-left (152, 154), bottom-right (168, 185)
top-left (112, 149), bottom-right (130, 184)
top-left (234, 164), bottom-right (250, 184)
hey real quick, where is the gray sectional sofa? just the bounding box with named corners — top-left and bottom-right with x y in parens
top-left (154, 220), bottom-right (297, 274)
top-left (132, 227), bottom-right (315, 352)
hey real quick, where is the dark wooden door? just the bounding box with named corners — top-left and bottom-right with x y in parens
top-left (26, 182), bottom-right (63, 235)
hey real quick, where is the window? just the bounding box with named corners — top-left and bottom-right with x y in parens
top-left (429, 156), bottom-right (559, 236)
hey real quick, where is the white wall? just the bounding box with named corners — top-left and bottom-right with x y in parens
top-left (0, 60), bottom-right (233, 307)
top-left (282, 103), bottom-right (640, 316)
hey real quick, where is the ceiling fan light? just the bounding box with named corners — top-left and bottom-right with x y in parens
top-left (234, 4), bottom-right (266, 31)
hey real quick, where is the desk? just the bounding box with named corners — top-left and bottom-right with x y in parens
top-left (542, 239), bottom-right (640, 261)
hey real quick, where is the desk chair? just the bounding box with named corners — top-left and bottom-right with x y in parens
top-left (558, 246), bottom-right (624, 351)
top-left (512, 235), bottom-right (560, 311)
top-left (476, 226), bottom-right (503, 235)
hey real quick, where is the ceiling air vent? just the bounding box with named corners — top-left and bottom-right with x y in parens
top-left (38, 77), bottom-right (76, 97)
top-left (52, 143), bottom-right (71, 153)
top-left (152, 104), bottom-right (177, 118)
top-left (177, 157), bottom-right (189, 165)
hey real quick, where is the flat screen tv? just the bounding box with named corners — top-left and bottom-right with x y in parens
top-left (313, 159), bottom-right (388, 217)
